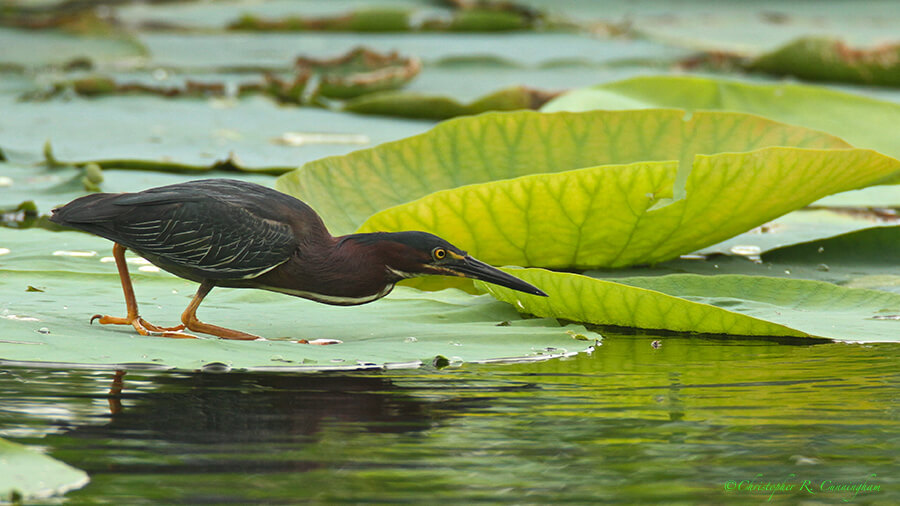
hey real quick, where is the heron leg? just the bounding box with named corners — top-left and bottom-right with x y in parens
top-left (181, 281), bottom-right (261, 340)
top-left (92, 243), bottom-right (193, 338)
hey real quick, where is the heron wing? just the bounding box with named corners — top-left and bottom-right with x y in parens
top-left (114, 198), bottom-right (296, 280)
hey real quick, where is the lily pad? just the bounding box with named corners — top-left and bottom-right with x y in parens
top-left (0, 93), bottom-right (431, 167)
top-left (43, 143), bottom-right (296, 176)
top-left (747, 37), bottom-right (900, 87)
top-left (226, 5), bottom-right (544, 33)
top-left (542, 75), bottom-right (900, 160)
top-left (295, 47), bottom-right (421, 99)
top-left (137, 32), bottom-right (691, 69)
top-left (343, 85), bottom-right (559, 119)
top-left (587, 225), bottom-right (900, 294)
top-left (0, 26), bottom-right (145, 67)
top-left (0, 437), bottom-right (89, 501)
top-left (228, 8), bottom-right (412, 32)
top-left (0, 260), bottom-right (597, 371)
top-left (24, 46), bottom-right (421, 104)
top-left (700, 208), bottom-right (899, 257)
top-left (764, 225), bottom-right (900, 266)
top-left (276, 109), bottom-right (854, 236)
top-left (479, 269), bottom-right (900, 342)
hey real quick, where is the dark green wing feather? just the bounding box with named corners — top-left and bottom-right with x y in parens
top-left (52, 180), bottom-right (302, 280)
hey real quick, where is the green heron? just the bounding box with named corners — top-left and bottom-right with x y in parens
top-left (50, 179), bottom-right (546, 341)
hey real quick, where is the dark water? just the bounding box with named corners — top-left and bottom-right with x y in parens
top-left (2, 334), bottom-right (898, 504)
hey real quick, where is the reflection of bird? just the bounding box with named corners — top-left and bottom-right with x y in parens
top-left (51, 179), bottom-right (546, 340)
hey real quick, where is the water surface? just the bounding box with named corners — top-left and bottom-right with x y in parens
top-left (2, 334), bottom-right (897, 504)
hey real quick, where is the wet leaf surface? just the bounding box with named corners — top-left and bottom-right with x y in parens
top-left (0, 260), bottom-right (596, 370)
top-left (0, 94), bottom-right (432, 166)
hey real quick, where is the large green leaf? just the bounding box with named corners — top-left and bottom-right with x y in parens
top-left (0, 438), bottom-right (89, 501)
top-left (542, 75), bottom-right (900, 160)
top-left (359, 148), bottom-right (899, 268)
top-left (479, 269), bottom-right (900, 342)
top-left (276, 109), bottom-right (852, 236)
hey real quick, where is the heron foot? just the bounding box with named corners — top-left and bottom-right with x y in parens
top-left (181, 318), bottom-right (261, 340)
top-left (91, 314), bottom-right (197, 339)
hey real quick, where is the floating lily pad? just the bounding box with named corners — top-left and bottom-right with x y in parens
top-left (0, 92), bottom-right (431, 167)
top-left (43, 142), bottom-right (295, 176)
top-left (748, 37), bottom-right (900, 87)
top-left (296, 47), bottom-right (421, 99)
top-left (585, 224), bottom-right (900, 294)
top-left (0, 24), bottom-right (145, 67)
top-left (435, 8), bottom-right (535, 32)
top-left (764, 225), bottom-right (900, 266)
top-left (137, 32), bottom-right (690, 70)
top-left (24, 46), bottom-right (420, 104)
top-left (24, 75), bottom-right (250, 101)
top-left (228, 8), bottom-right (412, 32)
top-left (0, 257), bottom-right (598, 371)
top-left (344, 85), bottom-right (559, 119)
top-left (701, 209), bottom-right (900, 256)
top-left (227, 6), bottom-right (543, 33)
top-left (0, 437), bottom-right (89, 501)
top-left (479, 269), bottom-right (900, 342)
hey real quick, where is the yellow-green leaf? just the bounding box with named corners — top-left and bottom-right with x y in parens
top-left (479, 269), bottom-right (804, 337)
top-left (276, 109), bottom-right (850, 236)
top-left (360, 148), bottom-right (900, 268)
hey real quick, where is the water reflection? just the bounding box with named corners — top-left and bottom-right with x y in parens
top-left (74, 371), bottom-right (461, 442)
top-left (1, 335), bottom-right (898, 503)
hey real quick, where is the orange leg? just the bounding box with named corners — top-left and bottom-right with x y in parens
top-left (180, 281), bottom-right (261, 340)
top-left (92, 243), bottom-right (195, 338)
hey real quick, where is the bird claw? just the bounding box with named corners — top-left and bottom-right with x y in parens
top-left (89, 314), bottom-right (193, 338)
top-left (139, 318), bottom-right (186, 333)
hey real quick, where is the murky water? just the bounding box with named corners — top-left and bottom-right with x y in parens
top-left (2, 334), bottom-right (898, 504)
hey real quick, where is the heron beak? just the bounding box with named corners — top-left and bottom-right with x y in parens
top-left (447, 256), bottom-right (548, 297)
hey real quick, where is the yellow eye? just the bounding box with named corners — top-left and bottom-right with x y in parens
top-left (433, 248), bottom-right (446, 260)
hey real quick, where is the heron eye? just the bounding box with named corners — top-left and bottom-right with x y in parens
top-left (433, 248), bottom-right (446, 260)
